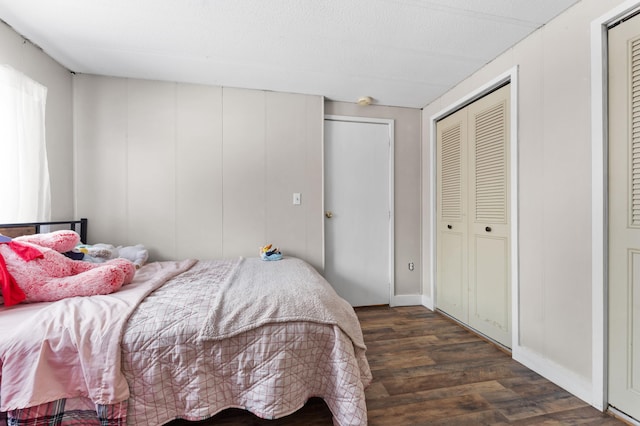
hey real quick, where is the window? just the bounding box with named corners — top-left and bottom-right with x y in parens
top-left (0, 65), bottom-right (50, 223)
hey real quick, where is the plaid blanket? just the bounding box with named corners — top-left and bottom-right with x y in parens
top-left (1, 398), bottom-right (127, 425)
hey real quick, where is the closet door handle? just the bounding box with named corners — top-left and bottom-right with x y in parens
top-left (485, 226), bottom-right (492, 232)
top-left (447, 224), bottom-right (452, 230)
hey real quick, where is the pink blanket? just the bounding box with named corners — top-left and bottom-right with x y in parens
top-left (0, 259), bottom-right (196, 411)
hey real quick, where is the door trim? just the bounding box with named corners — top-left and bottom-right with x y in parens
top-left (591, 0), bottom-right (640, 413)
top-left (323, 115), bottom-right (395, 306)
top-left (427, 66), bottom-right (519, 346)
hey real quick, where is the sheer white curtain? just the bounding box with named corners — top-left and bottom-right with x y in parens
top-left (0, 65), bottom-right (51, 223)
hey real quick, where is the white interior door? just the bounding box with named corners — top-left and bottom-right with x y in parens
top-left (608, 12), bottom-right (640, 421)
top-left (324, 117), bottom-right (391, 307)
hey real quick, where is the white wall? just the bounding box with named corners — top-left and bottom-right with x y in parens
top-left (325, 101), bottom-right (422, 299)
top-left (421, 0), bottom-right (628, 407)
top-left (74, 75), bottom-right (324, 271)
top-left (0, 21), bottom-right (74, 220)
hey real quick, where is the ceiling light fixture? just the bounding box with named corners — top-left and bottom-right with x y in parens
top-left (357, 96), bottom-right (373, 106)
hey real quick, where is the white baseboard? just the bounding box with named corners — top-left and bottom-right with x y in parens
top-left (390, 294), bottom-right (423, 307)
top-left (513, 345), bottom-right (593, 407)
top-left (421, 294), bottom-right (434, 310)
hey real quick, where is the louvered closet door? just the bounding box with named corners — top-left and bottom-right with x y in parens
top-left (608, 13), bottom-right (640, 421)
top-left (436, 84), bottom-right (511, 348)
top-left (436, 108), bottom-right (469, 322)
top-left (467, 84), bottom-right (511, 347)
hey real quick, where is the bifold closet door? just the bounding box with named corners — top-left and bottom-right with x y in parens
top-left (608, 12), bottom-right (640, 421)
top-left (467, 84), bottom-right (511, 348)
top-left (436, 107), bottom-right (469, 323)
top-left (436, 84), bottom-right (511, 348)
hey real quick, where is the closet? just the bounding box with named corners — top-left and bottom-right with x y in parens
top-left (607, 12), bottom-right (640, 420)
top-left (436, 83), bottom-right (511, 348)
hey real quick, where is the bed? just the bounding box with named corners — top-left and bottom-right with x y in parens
top-left (0, 219), bottom-right (372, 426)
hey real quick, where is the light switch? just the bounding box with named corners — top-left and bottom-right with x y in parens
top-left (293, 193), bottom-right (301, 205)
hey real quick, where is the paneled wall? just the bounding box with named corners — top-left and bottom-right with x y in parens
top-left (74, 75), bottom-right (323, 270)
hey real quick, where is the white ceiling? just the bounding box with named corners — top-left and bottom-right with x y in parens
top-left (0, 0), bottom-right (581, 108)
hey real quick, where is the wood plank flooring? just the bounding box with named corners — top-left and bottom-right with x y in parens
top-left (169, 305), bottom-right (624, 425)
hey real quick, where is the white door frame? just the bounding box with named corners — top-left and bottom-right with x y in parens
top-left (591, 0), bottom-right (640, 414)
top-left (427, 67), bottom-right (519, 345)
top-left (323, 115), bottom-right (395, 305)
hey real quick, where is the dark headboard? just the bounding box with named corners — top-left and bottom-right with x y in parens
top-left (0, 218), bottom-right (87, 243)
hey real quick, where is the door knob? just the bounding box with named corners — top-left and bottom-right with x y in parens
top-left (485, 226), bottom-right (492, 232)
top-left (447, 224), bottom-right (452, 229)
top-left (325, 211), bottom-right (333, 219)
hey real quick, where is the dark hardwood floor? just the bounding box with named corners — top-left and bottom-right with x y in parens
top-left (169, 305), bottom-right (624, 425)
